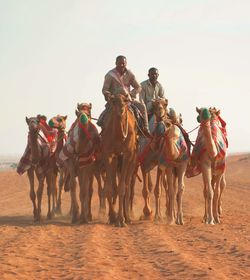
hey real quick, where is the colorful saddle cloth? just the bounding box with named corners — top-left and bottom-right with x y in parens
top-left (16, 130), bottom-right (53, 176)
top-left (58, 119), bottom-right (99, 168)
top-left (186, 119), bottom-right (227, 178)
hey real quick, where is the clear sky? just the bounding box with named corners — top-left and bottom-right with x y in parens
top-left (0, 0), bottom-right (250, 157)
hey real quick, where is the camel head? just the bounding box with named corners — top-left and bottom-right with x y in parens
top-left (76, 103), bottom-right (92, 119)
top-left (152, 98), bottom-right (168, 121)
top-left (48, 115), bottom-right (67, 130)
top-left (209, 107), bottom-right (220, 120)
top-left (168, 108), bottom-right (183, 125)
top-left (109, 94), bottom-right (129, 117)
top-left (25, 116), bottom-right (40, 133)
top-left (196, 107), bottom-right (211, 123)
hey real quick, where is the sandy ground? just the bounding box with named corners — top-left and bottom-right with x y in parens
top-left (0, 154), bottom-right (249, 280)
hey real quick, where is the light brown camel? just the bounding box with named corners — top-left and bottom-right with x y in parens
top-left (17, 115), bottom-right (56, 221)
top-left (191, 107), bottom-right (227, 224)
top-left (58, 103), bottom-right (102, 223)
top-left (137, 99), bottom-right (190, 224)
top-left (101, 93), bottom-right (137, 227)
top-left (47, 114), bottom-right (68, 215)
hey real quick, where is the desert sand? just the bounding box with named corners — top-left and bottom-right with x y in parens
top-left (0, 153), bottom-right (249, 280)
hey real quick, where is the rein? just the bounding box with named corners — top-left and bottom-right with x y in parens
top-left (121, 109), bottom-right (129, 139)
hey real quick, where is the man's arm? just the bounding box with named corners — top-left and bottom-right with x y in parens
top-left (102, 73), bottom-right (113, 99)
top-left (130, 73), bottom-right (141, 99)
top-left (158, 83), bottom-right (165, 98)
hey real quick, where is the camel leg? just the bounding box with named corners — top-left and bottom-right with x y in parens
top-left (148, 171), bottom-right (153, 193)
top-left (154, 168), bottom-right (162, 222)
top-left (95, 170), bottom-right (106, 217)
top-left (201, 163), bottom-right (214, 224)
top-left (162, 171), bottom-right (169, 216)
top-left (36, 174), bottom-right (45, 222)
top-left (213, 174), bottom-right (222, 224)
top-left (46, 173), bottom-right (53, 220)
top-left (175, 163), bottom-right (187, 225)
top-left (104, 157), bottom-right (117, 224)
top-left (166, 168), bottom-right (175, 225)
top-left (116, 169), bottom-right (126, 227)
top-left (218, 173), bottom-right (226, 216)
top-left (124, 158), bottom-right (136, 224)
top-left (88, 173), bottom-right (94, 222)
top-left (140, 166), bottom-right (152, 220)
top-left (67, 160), bottom-right (79, 224)
top-left (27, 167), bottom-right (38, 220)
top-left (129, 166), bottom-right (137, 219)
top-left (51, 172), bottom-right (58, 216)
top-left (78, 169), bottom-right (89, 224)
top-left (70, 176), bottom-right (79, 223)
top-left (56, 168), bottom-right (64, 215)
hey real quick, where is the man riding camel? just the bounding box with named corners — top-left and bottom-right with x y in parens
top-left (97, 55), bottom-right (151, 138)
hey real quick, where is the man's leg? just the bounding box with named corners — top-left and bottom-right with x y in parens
top-left (132, 100), bottom-right (151, 137)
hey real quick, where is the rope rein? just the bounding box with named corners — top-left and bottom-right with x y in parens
top-left (121, 109), bottom-right (129, 139)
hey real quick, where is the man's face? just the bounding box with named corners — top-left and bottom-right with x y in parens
top-left (148, 69), bottom-right (159, 83)
top-left (116, 57), bottom-right (127, 73)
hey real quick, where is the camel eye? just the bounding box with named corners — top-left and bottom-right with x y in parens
top-left (57, 118), bottom-right (62, 123)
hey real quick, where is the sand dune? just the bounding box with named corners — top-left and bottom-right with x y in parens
top-left (0, 154), bottom-right (249, 279)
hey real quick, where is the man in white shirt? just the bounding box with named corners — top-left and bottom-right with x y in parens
top-left (140, 67), bottom-right (165, 120)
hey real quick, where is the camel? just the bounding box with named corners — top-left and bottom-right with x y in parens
top-left (17, 115), bottom-right (57, 221)
top-left (137, 99), bottom-right (189, 224)
top-left (58, 103), bottom-right (103, 223)
top-left (191, 107), bottom-right (227, 224)
top-left (101, 93), bottom-right (137, 227)
top-left (47, 114), bottom-right (68, 215)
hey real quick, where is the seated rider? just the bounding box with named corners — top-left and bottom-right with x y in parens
top-left (139, 67), bottom-right (165, 122)
top-left (97, 55), bottom-right (151, 138)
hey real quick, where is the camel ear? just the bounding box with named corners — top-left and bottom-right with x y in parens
top-left (25, 117), bottom-right (29, 124)
top-left (196, 107), bottom-right (201, 113)
top-left (77, 103), bottom-right (81, 111)
top-left (63, 115), bottom-right (67, 120)
top-left (89, 103), bottom-right (92, 109)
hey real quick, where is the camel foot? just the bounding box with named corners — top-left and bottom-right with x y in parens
top-left (71, 211), bottom-right (79, 224)
top-left (140, 212), bottom-right (153, 221)
top-left (108, 213), bottom-right (117, 225)
top-left (115, 220), bottom-right (127, 227)
top-left (55, 205), bottom-right (62, 215)
top-left (80, 217), bottom-right (89, 224)
top-left (167, 216), bottom-right (175, 225)
top-left (154, 214), bottom-right (162, 223)
top-left (204, 218), bottom-right (215, 225)
top-left (214, 216), bottom-right (221, 224)
top-left (175, 218), bottom-right (184, 225)
top-left (34, 213), bottom-right (42, 223)
top-left (125, 217), bottom-right (132, 225)
top-left (47, 212), bottom-right (52, 220)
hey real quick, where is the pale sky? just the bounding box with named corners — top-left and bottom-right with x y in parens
top-left (0, 0), bottom-right (250, 157)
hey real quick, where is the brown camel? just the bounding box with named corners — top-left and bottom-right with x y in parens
top-left (58, 103), bottom-right (102, 223)
top-left (101, 93), bottom-right (137, 227)
top-left (191, 107), bottom-right (227, 224)
top-left (47, 114), bottom-right (68, 215)
top-left (137, 99), bottom-right (189, 224)
top-left (17, 115), bottom-right (56, 221)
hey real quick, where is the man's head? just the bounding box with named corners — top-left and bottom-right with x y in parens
top-left (148, 67), bottom-right (159, 84)
top-left (116, 55), bottom-right (127, 74)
